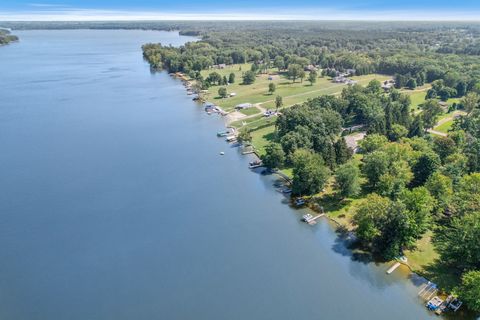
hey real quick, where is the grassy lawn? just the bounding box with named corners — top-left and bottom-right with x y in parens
top-left (239, 106), bottom-right (260, 116)
top-left (404, 231), bottom-right (439, 272)
top-left (434, 119), bottom-right (454, 133)
top-left (408, 91), bottom-right (428, 111)
top-left (250, 125), bottom-right (276, 155)
top-left (231, 114), bottom-right (277, 131)
top-left (202, 64), bottom-right (390, 111)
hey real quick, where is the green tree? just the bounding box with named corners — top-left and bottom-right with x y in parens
top-left (433, 136), bottom-right (457, 161)
top-left (459, 270), bottom-right (480, 312)
top-left (287, 64), bottom-right (302, 83)
top-left (435, 212), bottom-right (480, 270)
top-left (425, 172), bottom-right (453, 215)
top-left (206, 72), bottom-right (222, 85)
top-left (237, 128), bottom-right (252, 145)
top-left (399, 187), bottom-right (434, 243)
top-left (453, 173), bottom-right (480, 216)
top-left (420, 100), bottom-right (443, 129)
top-left (222, 75), bottom-right (228, 85)
top-left (274, 56), bottom-right (285, 71)
top-left (335, 161), bottom-right (361, 198)
top-left (268, 82), bottom-right (276, 95)
top-left (408, 115), bottom-right (425, 137)
top-left (275, 95), bottom-right (283, 111)
top-left (218, 87), bottom-right (228, 98)
top-left (228, 72), bottom-right (235, 84)
top-left (362, 151), bottom-right (389, 188)
top-left (334, 137), bottom-right (353, 165)
top-left (291, 149), bottom-right (330, 196)
top-left (442, 153), bottom-right (468, 185)
top-left (462, 92), bottom-right (480, 115)
top-left (261, 143), bottom-right (285, 170)
top-left (411, 152), bottom-right (441, 187)
top-left (299, 70), bottom-right (306, 83)
top-left (242, 71), bottom-right (256, 85)
top-left (406, 78), bottom-right (417, 90)
top-left (308, 70), bottom-right (317, 86)
top-left (366, 79), bottom-right (382, 95)
top-left (388, 124), bottom-right (408, 142)
top-left (378, 160), bottom-right (413, 199)
top-left (353, 194), bottom-right (390, 243)
top-left (359, 134), bottom-right (388, 153)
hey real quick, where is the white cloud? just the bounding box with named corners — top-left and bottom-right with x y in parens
top-left (0, 8), bottom-right (479, 21)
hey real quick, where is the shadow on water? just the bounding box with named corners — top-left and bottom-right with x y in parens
top-left (331, 227), bottom-right (375, 265)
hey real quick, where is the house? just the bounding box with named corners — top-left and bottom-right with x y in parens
top-left (333, 76), bottom-right (357, 85)
top-left (305, 65), bottom-right (318, 72)
top-left (235, 103), bottom-right (253, 110)
top-left (218, 64), bottom-right (226, 69)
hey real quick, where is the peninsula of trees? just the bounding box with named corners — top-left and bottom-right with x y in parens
top-left (0, 29), bottom-right (18, 46)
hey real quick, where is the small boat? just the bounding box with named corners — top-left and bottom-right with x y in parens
top-left (302, 214), bottom-right (313, 222)
top-left (282, 188), bottom-right (292, 194)
top-left (225, 135), bottom-right (237, 143)
top-left (248, 160), bottom-right (263, 169)
top-left (217, 130), bottom-right (230, 137)
top-left (220, 152), bottom-right (225, 155)
top-left (295, 198), bottom-right (306, 206)
top-left (449, 298), bottom-right (463, 312)
top-left (426, 296), bottom-right (443, 312)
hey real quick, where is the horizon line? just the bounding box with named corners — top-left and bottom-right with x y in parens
top-left (1, 8), bottom-right (480, 22)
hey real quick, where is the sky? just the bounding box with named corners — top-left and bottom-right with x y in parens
top-left (1, 0), bottom-right (480, 21)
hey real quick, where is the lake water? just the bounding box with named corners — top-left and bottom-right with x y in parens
top-left (0, 29), bottom-right (439, 320)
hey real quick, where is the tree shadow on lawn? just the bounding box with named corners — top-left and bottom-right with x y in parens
top-left (316, 193), bottom-right (353, 213)
top-left (418, 259), bottom-right (462, 292)
top-left (262, 131), bottom-right (276, 143)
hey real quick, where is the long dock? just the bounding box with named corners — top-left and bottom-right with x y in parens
top-left (304, 213), bottom-right (325, 225)
top-left (386, 262), bottom-right (401, 274)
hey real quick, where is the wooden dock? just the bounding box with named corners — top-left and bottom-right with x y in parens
top-left (386, 262), bottom-right (401, 274)
top-left (305, 213), bottom-right (325, 225)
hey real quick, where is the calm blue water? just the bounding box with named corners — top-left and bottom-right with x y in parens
top-left (0, 29), bottom-right (438, 320)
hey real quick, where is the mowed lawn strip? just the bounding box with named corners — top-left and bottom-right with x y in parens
top-left (202, 64), bottom-right (390, 111)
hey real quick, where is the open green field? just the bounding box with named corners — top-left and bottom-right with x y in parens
top-left (201, 64), bottom-right (390, 111)
top-left (401, 85), bottom-right (434, 112)
top-left (239, 106), bottom-right (260, 116)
